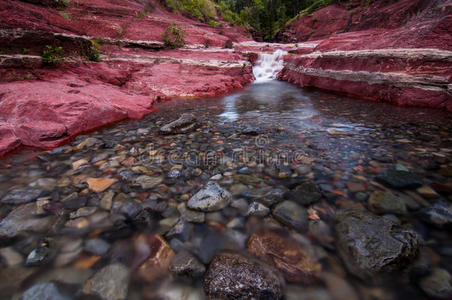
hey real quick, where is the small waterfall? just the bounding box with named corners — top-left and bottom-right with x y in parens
top-left (252, 49), bottom-right (288, 83)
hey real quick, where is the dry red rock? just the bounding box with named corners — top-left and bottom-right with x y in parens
top-left (247, 231), bottom-right (321, 284)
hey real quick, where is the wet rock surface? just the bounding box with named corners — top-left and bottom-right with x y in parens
top-left (83, 263), bottom-right (129, 300)
top-left (187, 181), bottom-right (232, 212)
top-left (203, 252), bottom-right (284, 299)
top-left (160, 113), bottom-right (198, 135)
top-left (335, 209), bottom-right (420, 280)
top-left (272, 201), bottom-right (309, 232)
top-left (247, 231), bottom-right (321, 284)
top-left (0, 81), bottom-right (450, 299)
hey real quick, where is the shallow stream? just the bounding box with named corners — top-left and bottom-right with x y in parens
top-left (0, 54), bottom-right (451, 300)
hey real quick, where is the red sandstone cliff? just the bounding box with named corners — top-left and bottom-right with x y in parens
top-left (0, 0), bottom-right (254, 156)
top-left (277, 0), bottom-right (452, 111)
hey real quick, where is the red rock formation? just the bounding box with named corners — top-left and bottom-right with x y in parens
top-left (278, 0), bottom-right (452, 111)
top-left (0, 0), bottom-right (254, 156)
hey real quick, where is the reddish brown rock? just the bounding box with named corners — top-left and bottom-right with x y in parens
top-left (0, 0), bottom-right (254, 157)
top-left (247, 231), bottom-right (321, 284)
top-left (87, 178), bottom-right (117, 193)
top-left (136, 234), bottom-right (175, 283)
top-left (277, 0), bottom-right (452, 111)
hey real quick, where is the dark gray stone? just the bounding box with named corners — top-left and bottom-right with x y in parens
top-left (335, 209), bottom-right (420, 280)
top-left (272, 201), bottom-right (309, 232)
top-left (1, 188), bottom-right (43, 204)
top-left (22, 282), bottom-right (71, 300)
top-left (376, 170), bottom-right (423, 189)
top-left (289, 182), bottom-right (322, 205)
top-left (169, 251), bottom-right (206, 277)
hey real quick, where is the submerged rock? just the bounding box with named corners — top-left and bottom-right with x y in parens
top-left (289, 182), bottom-right (322, 205)
top-left (136, 234), bottom-right (175, 283)
top-left (1, 187), bottom-right (44, 204)
top-left (368, 191), bottom-right (407, 215)
top-left (246, 202), bottom-right (270, 217)
top-left (247, 231), bottom-right (321, 284)
top-left (187, 181), bottom-right (232, 212)
top-left (169, 250), bottom-right (206, 278)
top-left (419, 268), bottom-right (452, 299)
top-left (159, 113), bottom-right (198, 134)
top-left (335, 209), bottom-right (420, 280)
top-left (22, 282), bottom-right (71, 300)
top-left (0, 203), bottom-right (55, 238)
top-left (376, 170), bottom-right (423, 189)
top-left (83, 263), bottom-right (130, 300)
top-left (272, 200), bottom-right (309, 232)
top-left (418, 202), bottom-right (452, 228)
top-left (203, 252), bottom-right (284, 299)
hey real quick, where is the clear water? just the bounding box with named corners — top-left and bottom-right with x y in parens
top-left (0, 79), bottom-right (451, 299)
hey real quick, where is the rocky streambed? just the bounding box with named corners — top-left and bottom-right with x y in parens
top-left (0, 81), bottom-right (451, 299)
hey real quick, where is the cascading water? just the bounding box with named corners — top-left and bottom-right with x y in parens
top-left (252, 49), bottom-right (288, 83)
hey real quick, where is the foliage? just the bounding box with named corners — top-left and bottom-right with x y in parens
top-left (59, 11), bottom-right (71, 21)
top-left (86, 40), bottom-right (101, 62)
top-left (166, 0), bottom-right (217, 23)
top-left (162, 23), bottom-right (187, 48)
top-left (136, 9), bottom-right (151, 19)
top-left (53, 0), bottom-right (70, 9)
top-left (42, 45), bottom-right (63, 65)
top-left (213, 0), bottom-right (334, 41)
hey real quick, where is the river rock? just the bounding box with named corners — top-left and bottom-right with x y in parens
top-left (22, 282), bottom-right (71, 300)
top-left (87, 177), bottom-right (117, 193)
top-left (272, 200), bottom-right (309, 232)
top-left (136, 234), bottom-right (175, 283)
top-left (203, 252), bottom-right (284, 299)
top-left (84, 238), bottom-right (111, 256)
top-left (247, 231), bottom-right (321, 284)
top-left (134, 175), bottom-right (163, 189)
top-left (241, 187), bottom-right (285, 206)
top-left (289, 182), bottom-right (322, 205)
top-left (159, 113), bottom-right (198, 134)
top-left (1, 187), bottom-right (43, 204)
top-left (419, 268), bottom-right (452, 298)
top-left (0, 203), bottom-right (55, 238)
top-left (368, 191), bottom-right (407, 215)
top-left (169, 250), bottom-right (206, 277)
top-left (166, 220), bottom-right (191, 242)
top-left (187, 181), bottom-right (232, 212)
top-left (26, 246), bottom-right (50, 266)
top-left (418, 202), bottom-right (452, 228)
top-left (246, 202), bottom-right (270, 217)
top-left (0, 247), bottom-right (23, 267)
top-left (83, 263), bottom-right (130, 300)
top-left (376, 170), bottom-right (423, 189)
top-left (177, 203), bottom-right (205, 223)
top-left (335, 209), bottom-right (420, 280)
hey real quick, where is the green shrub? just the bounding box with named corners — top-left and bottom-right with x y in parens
top-left (59, 11), bottom-right (71, 21)
top-left (162, 23), bottom-right (187, 48)
top-left (136, 9), bottom-right (150, 19)
top-left (87, 40), bottom-right (101, 62)
top-left (95, 37), bottom-right (105, 45)
top-left (166, 0), bottom-right (217, 23)
top-left (42, 45), bottom-right (63, 65)
top-left (54, 0), bottom-right (70, 10)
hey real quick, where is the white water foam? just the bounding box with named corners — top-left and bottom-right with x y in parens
top-left (252, 49), bottom-right (288, 83)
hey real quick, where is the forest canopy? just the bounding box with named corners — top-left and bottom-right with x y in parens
top-left (214, 0), bottom-right (334, 40)
top-left (164, 0), bottom-right (334, 41)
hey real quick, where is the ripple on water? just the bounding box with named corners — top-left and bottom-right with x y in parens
top-left (0, 81), bottom-right (451, 299)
